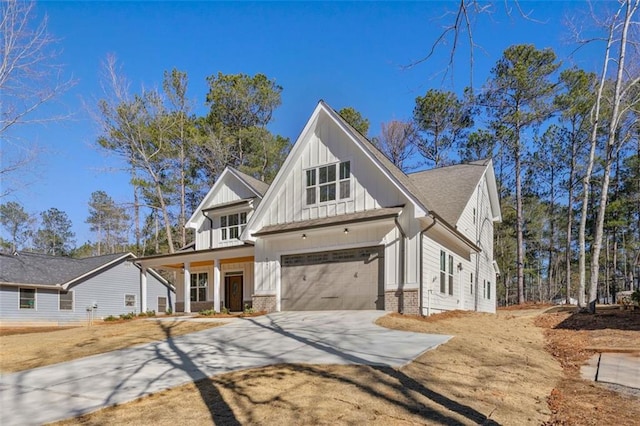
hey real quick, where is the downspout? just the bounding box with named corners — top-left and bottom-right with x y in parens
top-left (394, 217), bottom-right (407, 313)
top-left (203, 211), bottom-right (214, 249)
top-left (420, 214), bottom-right (438, 317)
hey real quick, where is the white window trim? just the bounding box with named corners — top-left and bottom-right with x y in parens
top-left (190, 271), bottom-right (209, 302)
top-left (158, 296), bottom-right (167, 312)
top-left (220, 211), bottom-right (247, 241)
top-left (124, 293), bottom-right (136, 309)
top-left (59, 290), bottom-right (74, 311)
top-left (303, 160), bottom-right (353, 207)
top-left (19, 287), bottom-right (36, 310)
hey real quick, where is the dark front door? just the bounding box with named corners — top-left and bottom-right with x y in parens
top-left (225, 275), bottom-right (243, 311)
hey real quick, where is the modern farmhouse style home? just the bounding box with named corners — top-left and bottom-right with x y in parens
top-left (136, 101), bottom-right (501, 315)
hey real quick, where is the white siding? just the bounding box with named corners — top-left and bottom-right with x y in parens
top-left (421, 174), bottom-right (496, 314)
top-left (255, 113), bottom-right (406, 232)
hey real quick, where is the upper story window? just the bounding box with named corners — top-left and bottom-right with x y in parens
top-left (221, 212), bottom-right (247, 240)
top-left (305, 161), bottom-right (351, 205)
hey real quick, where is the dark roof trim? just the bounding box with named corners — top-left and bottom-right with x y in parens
top-left (254, 207), bottom-right (403, 237)
top-left (134, 243), bottom-right (255, 262)
top-left (202, 198), bottom-right (254, 213)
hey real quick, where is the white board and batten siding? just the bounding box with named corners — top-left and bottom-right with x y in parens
top-left (252, 111), bottom-right (419, 299)
top-left (193, 172), bottom-right (260, 251)
top-left (0, 261), bottom-right (173, 324)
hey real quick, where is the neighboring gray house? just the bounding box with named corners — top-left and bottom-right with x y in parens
top-left (0, 251), bottom-right (174, 325)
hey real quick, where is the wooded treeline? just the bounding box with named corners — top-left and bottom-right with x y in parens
top-left (1, 1), bottom-right (638, 310)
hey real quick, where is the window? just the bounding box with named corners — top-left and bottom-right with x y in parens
top-left (59, 290), bottom-right (73, 311)
top-left (306, 169), bottom-right (316, 204)
top-left (470, 273), bottom-right (474, 294)
top-left (439, 251), bottom-right (453, 295)
top-left (487, 281), bottom-right (491, 299)
top-left (483, 280), bottom-right (486, 299)
top-left (440, 251), bottom-right (446, 293)
top-left (191, 272), bottom-right (208, 302)
top-left (125, 294), bottom-right (136, 308)
top-left (220, 212), bottom-right (247, 240)
top-left (19, 288), bottom-right (35, 309)
top-left (472, 208), bottom-right (476, 224)
top-left (339, 161), bottom-right (351, 199)
top-left (305, 161), bottom-right (351, 205)
top-left (448, 255), bottom-right (454, 295)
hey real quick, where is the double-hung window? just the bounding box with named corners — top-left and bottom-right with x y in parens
top-left (19, 288), bottom-right (35, 309)
top-left (439, 251), bottom-right (453, 295)
top-left (190, 272), bottom-right (208, 302)
top-left (305, 161), bottom-right (351, 205)
top-left (124, 294), bottom-right (136, 308)
top-left (221, 212), bottom-right (247, 240)
top-left (59, 290), bottom-right (73, 310)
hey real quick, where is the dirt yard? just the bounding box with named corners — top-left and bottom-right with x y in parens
top-left (24, 307), bottom-right (640, 425)
top-left (0, 318), bottom-right (223, 373)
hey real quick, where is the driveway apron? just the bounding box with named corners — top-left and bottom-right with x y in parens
top-left (0, 311), bottom-right (451, 425)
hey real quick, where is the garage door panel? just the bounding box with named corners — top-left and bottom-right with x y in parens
top-left (281, 246), bottom-right (384, 311)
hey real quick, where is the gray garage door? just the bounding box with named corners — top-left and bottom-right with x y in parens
top-left (281, 246), bottom-right (384, 311)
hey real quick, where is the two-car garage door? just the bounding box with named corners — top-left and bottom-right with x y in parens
top-left (281, 246), bottom-right (384, 311)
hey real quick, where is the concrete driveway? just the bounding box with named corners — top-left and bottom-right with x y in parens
top-left (0, 311), bottom-right (450, 425)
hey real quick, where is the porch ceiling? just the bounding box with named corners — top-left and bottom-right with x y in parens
top-left (135, 244), bottom-right (255, 269)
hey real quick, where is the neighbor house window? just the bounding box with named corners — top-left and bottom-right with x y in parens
top-left (191, 272), bottom-right (208, 302)
top-left (125, 294), bottom-right (136, 308)
top-left (59, 290), bottom-right (73, 311)
top-left (305, 161), bottom-right (351, 205)
top-left (220, 212), bottom-right (247, 240)
top-left (19, 288), bottom-right (35, 309)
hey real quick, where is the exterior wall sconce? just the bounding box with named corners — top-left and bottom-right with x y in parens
top-left (344, 228), bottom-right (349, 234)
top-left (302, 234), bottom-right (306, 239)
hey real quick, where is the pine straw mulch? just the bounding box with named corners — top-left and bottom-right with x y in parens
top-left (535, 308), bottom-right (640, 426)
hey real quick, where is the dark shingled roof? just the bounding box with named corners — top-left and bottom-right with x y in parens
top-left (229, 167), bottom-right (270, 197)
top-left (408, 159), bottom-right (490, 225)
top-left (254, 207), bottom-right (404, 236)
top-left (321, 101), bottom-right (434, 212)
top-left (0, 251), bottom-right (130, 286)
top-left (322, 101), bottom-right (490, 226)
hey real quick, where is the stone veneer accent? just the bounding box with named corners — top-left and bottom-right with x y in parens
top-left (252, 294), bottom-right (277, 313)
top-left (385, 289), bottom-right (420, 315)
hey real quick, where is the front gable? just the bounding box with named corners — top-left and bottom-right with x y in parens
top-left (187, 168), bottom-right (263, 250)
top-left (244, 102), bottom-right (422, 238)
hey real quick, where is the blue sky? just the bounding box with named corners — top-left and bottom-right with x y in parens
top-left (3, 1), bottom-right (604, 245)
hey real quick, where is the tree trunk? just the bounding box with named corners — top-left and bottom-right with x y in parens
top-left (588, 0), bottom-right (636, 314)
top-left (515, 126), bottom-right (525, 304)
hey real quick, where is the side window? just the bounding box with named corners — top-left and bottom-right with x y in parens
top-left (448, 255), bottom-right (454, 295)
top-left (306, 169), bottom-right (316, 205)
top-left (59, 290), bottom-right (73, 311)
top-left (19, 288), bottom-right (36, 309)
top-left (470, 273), bottom-right (474, 294)
top-left (440, 251), bottom-right (446, 293)
top-left (339, 161), bottom-right (351, 199)
top-left (125, 294), bottom-right (136, 308)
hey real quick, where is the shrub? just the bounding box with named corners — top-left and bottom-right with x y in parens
top-left (243, 303), bottom-right (255, 314)
top-left (119, 312), bottom-right (136, 320)
top-left (221, 307), bottom-right (230, 315)
top-left (199, 309), bottom-right (216, 316)
top-left (632, 290), bottom-right (640, 306)
top-left (104, 315), bottom-right (117, 322)
top-left (165, 307), bottom-right (173, 315)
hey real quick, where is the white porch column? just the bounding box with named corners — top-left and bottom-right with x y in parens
top-left (141, 267), bottom-right (148, 313)
top-left (184, 262), bottom-right (191, 313)
top-left (213, 259), bottom-right (221, 312)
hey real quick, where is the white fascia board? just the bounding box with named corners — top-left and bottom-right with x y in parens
top-left (185, 168), bottom-right (233, 228)
top-left (61, 253), bottom-right (134, 290)
top-left (241, 102), bottom-right (324, 241)
top-left (485, 160), bottom-right (502, 222)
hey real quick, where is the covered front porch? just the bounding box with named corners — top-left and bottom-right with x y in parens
top-left (136, 244), bottom-right (255, 313)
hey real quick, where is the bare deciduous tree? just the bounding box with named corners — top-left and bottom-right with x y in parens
top-left (0, 0), bottom-right (75, 195)
top-left (373, 120), bottom-right (417, 171)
